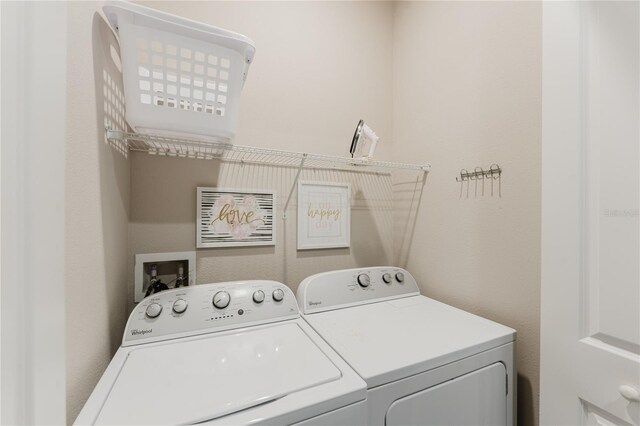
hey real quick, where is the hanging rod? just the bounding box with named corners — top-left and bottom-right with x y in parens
top-left (106, 129), bottom-right (431, 174)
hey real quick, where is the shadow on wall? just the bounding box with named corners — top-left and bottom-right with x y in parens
top-left (91, 13), bottom-right (130, 356)
top-left (517, 373), bottom-right (535, 426)
top-left (393, 172), bottom-right (429, 267)
top-left (351, 185), bottom-right (391, 266)
top-left (129, 154), bottom-right (396, 297)
top-left (211, 165), bottom-right (392, 291)
top-left (290, 170), bottom-right (394, 289)
top-left (293, 173), bottom-right (393, 258)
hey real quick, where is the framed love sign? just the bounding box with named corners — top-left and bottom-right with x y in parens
top-left (297, 181), bottom-right (351, 250)
top-left (197, 187), bottom-right (276, 248)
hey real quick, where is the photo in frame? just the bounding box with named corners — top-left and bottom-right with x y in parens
top-left (197, 187), bottom-right (276, 248)
top-left (297, 181), bottom-right (351, 250)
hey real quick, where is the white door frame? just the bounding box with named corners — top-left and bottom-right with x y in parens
top-left (540, 3), bottom-right (584, 419)
top-left (1, 2), bottom-right (68, 424)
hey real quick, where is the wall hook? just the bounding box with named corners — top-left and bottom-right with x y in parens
top-left (456, 169), bottom-right (469, 182)
top-left (456, 164), bottom-right (501, 182)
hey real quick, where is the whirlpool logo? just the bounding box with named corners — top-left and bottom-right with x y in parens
top-left (308, 301), bottom-right (322, 306)
top-left (131, 328), bottom-right (152, 336)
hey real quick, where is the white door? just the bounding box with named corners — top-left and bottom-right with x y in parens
top-left (541, 2), bottom-right (640, 426)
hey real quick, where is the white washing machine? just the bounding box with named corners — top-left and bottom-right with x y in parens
top-left (297, 267), bottom-right (516, 426)
top-left (75, 280), bottom-right (366, 425)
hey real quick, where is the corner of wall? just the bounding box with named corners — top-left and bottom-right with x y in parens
top-left (65, 2), bottom-right (131, 422)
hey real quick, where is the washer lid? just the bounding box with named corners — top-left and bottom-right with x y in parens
top-left (95, 323), bottom-right (341, 425)
top-left (303, 295), bottom-right (515, 388)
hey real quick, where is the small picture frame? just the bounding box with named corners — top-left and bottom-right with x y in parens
top-left (197, 187), bottom-right (276, 248)
top-left (297, 181), bottom-right (351, 250)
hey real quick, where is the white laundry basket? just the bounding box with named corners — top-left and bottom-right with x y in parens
top-left (103, 1), bottom-right (255, 142)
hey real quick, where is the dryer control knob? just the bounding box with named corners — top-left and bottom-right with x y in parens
top-left (395, 272), bottom-right (405, 283)
top-left (382, 273), bottom-right (392, 284)
top-left (357, 274), bottom-right (371, 288)
top-left (272, 288), bottom-right (285, 302)
top-left (172, 299), bottom-right (188, 314)
top-left (212, 291), bottom-right (231, 309)
top-left (253, 290), bottom-right (265, 304)
top-left (145, 303), bottom-right (163, 318)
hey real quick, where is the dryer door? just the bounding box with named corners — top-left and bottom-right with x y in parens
top-left (385, 362), bottom-right (506, 426)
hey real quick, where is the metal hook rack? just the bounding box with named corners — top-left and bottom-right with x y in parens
top-left (455, 164), bottom-right (501, 182)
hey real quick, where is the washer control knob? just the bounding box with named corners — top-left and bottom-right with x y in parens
top-left (395, 272), bottom-right (405, 283)
top-left (382, 273), bottom-right (392, 284)
top-left (253, 290), bottom-right (265, 304)
top-left (172, 299), bottom-right (188, 314)
top-left (212, 291), bottom-right (231, 309)
top-left (357, 273), bottom-right (371, 288)
top-left (145, 303), bottom-right (162, 318)
top-left (272, 288), bottom-right (285, 302)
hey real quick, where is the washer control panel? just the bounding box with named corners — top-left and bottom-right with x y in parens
top-left (124, 280), bottom-right (298, 346)
top-left (297, 267), bottom-right (419, 314)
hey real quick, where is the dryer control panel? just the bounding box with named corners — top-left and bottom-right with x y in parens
top-left (297, 267), bottom-right (420, 314)
top-left (123, 280), bottom-right (298, 346)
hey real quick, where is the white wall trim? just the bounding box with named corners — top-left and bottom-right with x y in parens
top-left (539, 4), bottom-right (583, 424)
top-left (1, 2), bottom-right (68, 423)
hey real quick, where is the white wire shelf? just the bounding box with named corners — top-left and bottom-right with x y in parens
top-left (106, 129), bottom-right (431, 174)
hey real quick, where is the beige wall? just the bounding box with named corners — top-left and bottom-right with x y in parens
top-left (65, 3), bottom-right (130, 423)
top-left (137, 1), bottom-right (395, 156)
top-left (65, 1), bottom-right (542, 424)
top-left (129, 158), bottom-right (394, 301)
top-left (129, 1), bottom-right (396, 304)
top-left (66, 1), bottom-right (394, 421)
top-left (392, 2), bottom-right (541, 425)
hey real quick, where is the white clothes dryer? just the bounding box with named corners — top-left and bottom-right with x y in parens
top-left (75, 280), bottom-right (366, 425)
top-left (297, 267), bottom-right (516, 426)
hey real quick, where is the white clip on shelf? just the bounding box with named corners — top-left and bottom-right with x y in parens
top-left (106, 129), bottom-right (431, 219)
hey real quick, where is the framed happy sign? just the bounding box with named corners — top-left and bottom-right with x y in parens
top-left (197, 187), bottom-right (276, 248)
top-left (297, 181), bottom-right (351, 250)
